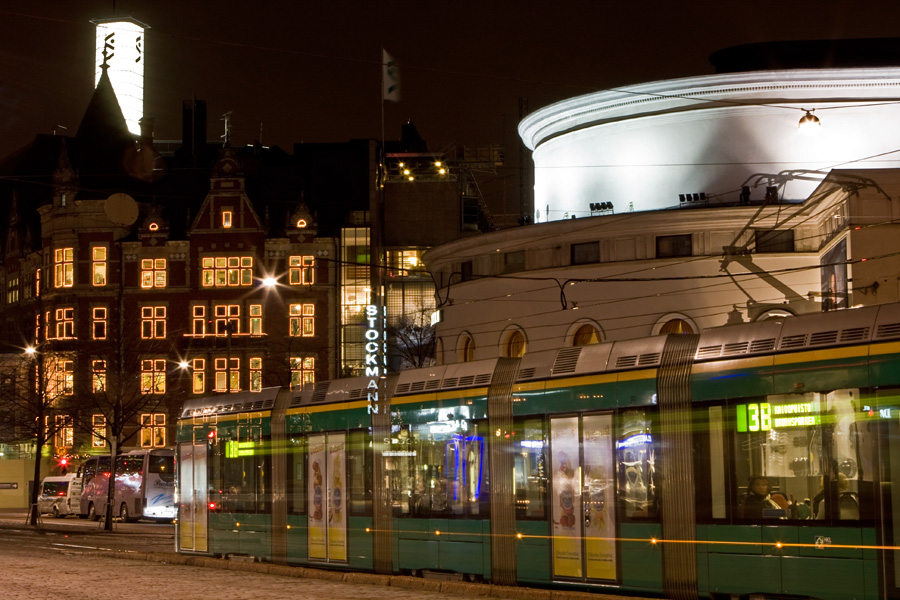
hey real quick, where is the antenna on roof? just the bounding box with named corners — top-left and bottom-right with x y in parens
top-left (221, 111), bottom-right (233, 144)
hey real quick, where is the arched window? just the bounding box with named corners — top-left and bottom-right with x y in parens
top-left (504, 330), bottom-right (526, 358)
top-left (659, 318), bottom-right (694, 335)
top-left (572, 324), bottom-right (601, 346)
top-left (461, 336), bottom-right (475, 362)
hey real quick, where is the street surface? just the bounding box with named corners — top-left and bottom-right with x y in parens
top-left (0, 519), bottom-right (460, 600)
top-left (0, 511), bottom-right (651, 600)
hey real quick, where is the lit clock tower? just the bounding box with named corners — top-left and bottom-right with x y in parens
top-left (91, 17), bottom-right (149, 136)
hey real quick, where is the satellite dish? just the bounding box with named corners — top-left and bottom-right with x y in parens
top-left (105, 193), bottom-right (139, 226)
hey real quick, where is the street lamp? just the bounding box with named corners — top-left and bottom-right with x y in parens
top-left (798, 109), bottom-right (821, 129)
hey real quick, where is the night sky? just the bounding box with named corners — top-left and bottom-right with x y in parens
top-left (4, 1), bottom-right (900, 217)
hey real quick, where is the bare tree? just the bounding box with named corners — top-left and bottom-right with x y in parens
top-left (0, 341), bottom-right (76, 526)
top-left (387, 308), bottom-right (436, 370)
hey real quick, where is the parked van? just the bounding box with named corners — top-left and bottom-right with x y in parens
top-left (38, 473), bottom-right (79, 518)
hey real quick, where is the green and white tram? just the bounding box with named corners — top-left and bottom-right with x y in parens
top-left (176, 302), bottom-right (900, 600)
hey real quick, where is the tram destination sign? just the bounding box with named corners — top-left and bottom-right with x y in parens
top-left (736, 401), bottom-right (822, 432)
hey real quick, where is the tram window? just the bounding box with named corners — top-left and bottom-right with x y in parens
top-left (706, 406), bottom-right (728, 519)
top-left (617, 410), bottom-right (658, 519)
top-left (387, 419), bottom-right (489, 518)
top-left (217, 433), bottom-right (271, 514)
top-left (512, 418), bottom-right (547, 519)
top-left (286, 436), bottom-right (306, 515)
top-left (733, 389), bottom-right (872, 522)
top-left (348, 430), bottom-right (372, 515)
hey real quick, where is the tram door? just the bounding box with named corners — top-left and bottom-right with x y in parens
top-left (307, 433), bottom-right (347, 564)
top-left (177, 443), bottom-right (208, 552)
top-left (550, 414), bottom-right (617, 582)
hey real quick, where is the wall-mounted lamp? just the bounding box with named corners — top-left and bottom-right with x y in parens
top-left (798, 109), bottom-right (821, 129)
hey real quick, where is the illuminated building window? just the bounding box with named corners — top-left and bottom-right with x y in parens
top-left (92, 414), bottom-right (107, 448)
top-left (92, 360), bottom-right (106, 393)
top-left (34, 314), bottom-right (41, 345)
top-left (52, 359), bottom-right (74, 396)
top-left (141, 413), bottom-right (166, 448)
top-left (503, 330), bottom-right (526, 358)
top-left (55, 308), bottom-right (75, 339)
top-left (289, 256), bottom-right (315, 285)
top-left (35, 268), bottom-right (41, 297)
top-left (214, 358), bottom-right (240, 392)
top-left (192, 305), bottom-right (206, 336)
top-left (6, 275), bottom-right (18, 304)
top-left (386, 249), bottom-right (423, 277)
top-left (289, 303), bottom-right (315, 337)
top-left (141, 258), bottom-right (167, 288)
top-left (201, 256), bottom-right (253, 287)
top-left (141, 306), bottom-right (166, 339)
top-left (290, 356), bottom-right (315, 390)
top-left (140, 359), bottom-right (166, 394)
top-left (249, 304), bottom-right (262, 335)
top-left (92, 307), bottom-right (107, 340)
top-left (92, 247), bottom-right (107, 286)
top-left (572, 324), bottom-right (601, 346)
top-left (222, 210), bottom-right (233, 228)
top-left (54, 248), bottom-right (74, 288)
top-left (214, 304), bottom-right (240, 335)
top-left (53, 415), bottom-right (74, 448)
top-left (249, 357), bottom-right (262, 391)
top-left (149, 222), bottom-right (159, 231)
top-left (192, 358), bottom-right (206, 394)
top-left (659, 318), bottom-right (694, 335)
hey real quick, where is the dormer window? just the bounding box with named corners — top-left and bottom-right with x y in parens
top-left (149, 222), bottom-right (159, 231)
top-left (222, 211), bottom-right (233, 228)
top-left (296, 218), bottom-right (307, 228)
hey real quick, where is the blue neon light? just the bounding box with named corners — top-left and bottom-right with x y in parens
top-left (445, 435), bottom-right (484, 503)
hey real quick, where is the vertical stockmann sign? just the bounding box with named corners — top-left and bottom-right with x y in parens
top-left (365, 304), bottom-right (386, 413)
top-left (93, 18), bottom-right (148, 136)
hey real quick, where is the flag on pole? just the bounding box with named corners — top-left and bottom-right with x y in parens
top-left (383, 49), bottom-right (400, 102)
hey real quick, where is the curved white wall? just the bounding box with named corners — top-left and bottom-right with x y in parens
top-left (520, 69), bottom-right (900, 221)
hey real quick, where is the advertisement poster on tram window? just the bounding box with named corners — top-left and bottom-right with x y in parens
top-left (307, 435), bottom-right (327, 561)
top-left (326, 433), bottom-right (347, 563)
top-left (178, 445), bottom-right (194, 551)
top-left (551, 416), bottom-right (583, 579)
top-left (582, 414), bottom-right (616, 581)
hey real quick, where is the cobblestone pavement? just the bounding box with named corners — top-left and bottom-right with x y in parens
top-left (0, 511), bottom-right (655, 600)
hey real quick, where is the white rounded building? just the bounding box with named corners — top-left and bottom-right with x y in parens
top-left (426, 41), bottom-right (900, 363)
top-left (519, 66), bottom-right (900, 222)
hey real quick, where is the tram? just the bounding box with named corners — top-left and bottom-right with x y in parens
top-left (175, 302), bottom-right (900, 600)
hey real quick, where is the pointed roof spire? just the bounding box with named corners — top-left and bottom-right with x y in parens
top-left (74, 64), bottom-right (137, 177)
top-left (76, 64), bottom-right (130, 142)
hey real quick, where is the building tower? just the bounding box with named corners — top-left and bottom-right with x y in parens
top-left (92, 17), bottom-right (149, 136)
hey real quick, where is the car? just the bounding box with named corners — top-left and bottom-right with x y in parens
top-left (37, 474), bottom-right (79, 518)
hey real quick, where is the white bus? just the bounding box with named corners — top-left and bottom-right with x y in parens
top-left (70, 449), bottom-right (176, 522)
